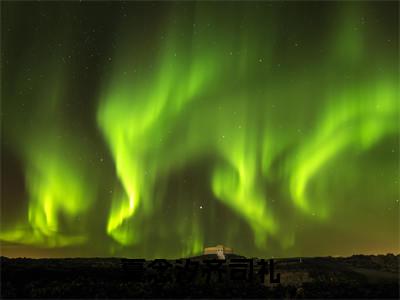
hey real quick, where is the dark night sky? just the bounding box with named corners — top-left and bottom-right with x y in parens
top-left (1, 1), bottom-right (399, 258)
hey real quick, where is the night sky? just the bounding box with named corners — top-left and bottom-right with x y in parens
top-left (1, 1), bottom-right (399, 259)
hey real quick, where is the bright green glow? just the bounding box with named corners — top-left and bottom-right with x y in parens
top-left (1, 45), bottom-right (97, 247)
top-left (1, 140), bottom-right (94, 247)
top-left (212, 132), bottom-right (277, 248)
top-left (106, 192), bottom-right (138, 244)
top-left (1, 122), bottom-right (96, 247)
top-left (0, 229), bottom-right (85, 248)
top-left (1, 2), bottom-right (399, 258)
top-left (24, 143), bottom-right (92, 245)
top-left (97, 7), bottom-right (224, 247)
top-left (96, 3), bottom-right (398, 254)
top-left (289, 80), bottom-right (398, 216)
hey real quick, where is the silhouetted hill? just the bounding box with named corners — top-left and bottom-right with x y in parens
top-left (1, 254), bottom-right (398, 298)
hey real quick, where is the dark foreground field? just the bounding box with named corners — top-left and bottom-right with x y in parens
top-left (1, 254), bottom-right (398, 298)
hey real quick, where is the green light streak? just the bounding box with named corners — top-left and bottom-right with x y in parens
top-left (289, 79), bottom-right (398, 217)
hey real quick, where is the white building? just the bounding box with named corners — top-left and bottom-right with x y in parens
top-left (203, 245), bottom-right (233, 259)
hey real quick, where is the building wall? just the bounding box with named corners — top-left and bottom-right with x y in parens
top-left (203, 245), bottom-right (233, 255)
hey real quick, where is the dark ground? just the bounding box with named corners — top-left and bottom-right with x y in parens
top-left (1, 254), bottom-right (398, 298)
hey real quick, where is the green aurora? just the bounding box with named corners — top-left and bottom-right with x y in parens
top-left (1, 1), bottom-right (399, 258)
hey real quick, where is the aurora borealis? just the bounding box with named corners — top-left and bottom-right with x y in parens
top-left (1, 1), bottom-right (399, 259)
